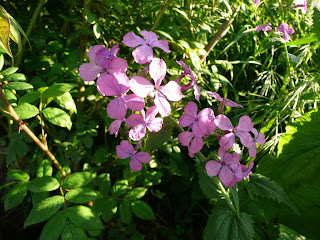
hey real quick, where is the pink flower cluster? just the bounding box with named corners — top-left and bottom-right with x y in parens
top-left (255, 22), bottom-right (295, 42)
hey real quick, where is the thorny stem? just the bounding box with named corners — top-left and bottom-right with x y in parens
top-left (0, 88), bottom-right (66, 177)
top-left (151, 0), bottom-right (174, 31)
top-left (167, 115), bottom-right (237, 213)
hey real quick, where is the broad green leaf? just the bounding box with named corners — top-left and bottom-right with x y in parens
top-left (32, 192), bottom-right (49, 206)
top-left (120, 200), bottom-right (132, 224)
top-left (14, 102), bottom-right (39, 120)
top-left (42, 107), bottom-right (72, 130)
top-left (39, 210), bottom-right (67, 240)
top-left (15, 140), bottom-right (28, 157)
top-left (37, 159), bottom-right (53, 177)
top-left (3, 73), bottom-right (26, 81)
top-left (55, 92), bottom-right (77, 114)
top-left (3, 89), bottom-right (17, 106)
top-left (65, 188), bottom-right (101, 204)
top-left (28, 176), bottom-right (60, 192)
top-left (61, 222), bottom-right (88, 240)
top-left (188, 48), bottom-right (201, 70)
top-left (131, 200), bottom-right (155, 220)
top-left (0, 6), bottom-right (12, 57)
top-left (203, 208), bottom-right (254, 240)
top-left (146, 122), bottom-right (173, 150)
top-left (20, 91), bottom-right (40, 104)
top-left (24, 195), bottom-right (64, 228)
top-left (62, 172), bottom-right (94, 189)
top-left (3, 82), bottom-right (33, 90)
top-left (66, 205), bottom-right (104, 230)
top-left (111, 179), bottom-right (128, 197)
top-left (42, 83), bottom-right (76, 99)
top-left (4, 182), bottom-right (28, 211)
top-left (278, 224), bottom-right (308, 240)
top-left (7, 169), bottom-right (30, 182)
top-left (1, 66), bottom-right (18, 76)
top-left (96, 173), bottom-right (111, 195)
top-left (92, 198), bottom-right (117, 223)
top-left (124, 187), bottom-right (147, 201)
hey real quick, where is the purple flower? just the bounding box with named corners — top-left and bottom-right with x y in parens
top-left (176, 60), bottom-right (201, 101)
top-left (179, 101), bottom-right (216, 138)
top-left (241, 162), bottom-right (254, 180)
top-left (277, 23), bottom-right (295, 42)
top-left (116, 140), bottom-right (151, 171)
top-left (178, 131), bottom-right (204, 158)
top-left (294, 0), bottom-right (307, 13)
top-left (248, 128), bottom-right (265, 158)
top-left (206, 91), bottom-right (243, 109)
top-left (255, 23), bottom-right (272, 32)
top-left (254, 0), bottom-right (260, 4)
top-left (97, 73), bottom-right (145, 119)
top-left (130, 58), bottom-right (182, 117)
top-left (214, 115), bottom-right (254, 150)
top-left (122, 30), bottom-right (171, 64)
top-left (205, 148), bottom-right (241, 187)
top-left (79, 44), bottom-right (128, 82)
top-left (126, 106), bottom-right (163, 141)
top-left (109, 119), bottom-right (125, 137)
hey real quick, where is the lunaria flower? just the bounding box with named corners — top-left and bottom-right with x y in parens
top-left (207, 91), bottom-right (242, 114)
top-left (178, 131), bottom-right (204, 158)
top-left (97, 73), bottom-right (145, 119)
top-left (214, 115), bottom-right (254, 150)
top-left (79, 44), bottom-right (128, 82)
top-left (241, 162), bottom-right (254, 180)
top-left (294, 0), bottom-right (307, 13)
top-left (130, 58), bottom-right (182, 117)
top-left (255, 22), bottom-right (272, 32)
top-left (122, 30), bottom-right (171, 64)
top-left (277, 23), bottom-right (295, 42)
top-left (126, 106), bottom-right (163, 141)
top-left (116, 140), bottom-right (151, 171)
top-left (109, 119), bottom-right (125, 138)
top-left (205, 148), bottom-right (242, 187)
top-left (248, 128), bottom-right (265, 158)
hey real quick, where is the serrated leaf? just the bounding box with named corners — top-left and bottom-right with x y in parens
top-left (37, 159), bottom-right (53, 177)
top-left (42, 83), bottom-right (76, 99)
top-left (62, 172), bottom-right (94, 189)
top-left (7, 169), bottom-right (30, 181)
top-left (61, 222), bottom-right (88, 240)
top-left (92, 198), bottom-right (117, 223)
top-left (55, 92), bottom-right (77, 114)
top-left (14, 102), bottom-right (39, 120)
top-left (203, 208), bottom-right (254, 240)
top-left (28, 176), bottom-right (60, 192)
top-left (111, 179), bottom-right (128, 197)
top-left (20, 91), bottom-right (40, 104)
top-left (278, 224), bottom-right (308, 240)
top-left (42, 107), bottom-right (72, 130)
top-left (65, 188), bottom-right (101, 204)
top-left (124, 187), bottom-right (147, 201)
top-left (120, 200), bottom-right (132, 224)
top-left (3, 82), bottom-right (33, 90)
top-left (146, 122), bottom-right (173, 150)
top-left (131, 200), bottom-right (155, 220)
top-left (66, 205), bottom-right (104, 230)
top-left (4, 182), bottom-right (28, 211)
top-left (39, 210), bottom-right (67, 240)
top-left (24, 195), bottom-right (64, 228)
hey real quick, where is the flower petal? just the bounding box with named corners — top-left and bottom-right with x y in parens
top-left (105, 57), bottom-right (128, 74)
top-left (130, 76), bottom-right (154, 98)
top-left (219, 166), bottom-right (234, 187)
top-left (194, 84), bottom-right (201, 101)
top-left (132, 45), bottom-right (153, 64)
top-left (207, 91), bottom-right (223, 102)
top-left (219, 132), bottom-right (235, 150)
top-left (116, 140), bottom-right (134, 159)
top-left (205, 160), bottom-right (221, 177)
top-left (122, 32), bottom-right (145, 47)
top-left (129, 124), bottom-right (147, 141)
top-left (236, 131), bottom-right (253, 148)
top-left (79, 63), bottom-right (103, 82)
top-left (126, 114), bottom-right (144, 127)
top-left (189, 136), bottom-right (204, 154)
top-left (107, 97), bottom-right (127, 119)
top-left (150, 39), bottom-right (171, 53)
top-left (109, 119), bottom-right (124, 137)
top-left (178, 131), bottom-right (194, 146)
top-left (235, 115), bottom-right (254, 132)
top-left (135, 151), bottom-right (151, 163)
top-left (147, 118), bottom-right (163, 132)
top-left (249, 144), bottom-right (257, 158)
top-left (149, 58), bottom-right (167, 86)
top-left (123, 94), bottom-right (145, 112)
top-left (154, 91), bottom-right (171, 117)
top-left (179, 114), bottom-right (196, 128)
top-left (158, 81), bottom-right (182, 101)
top-left (140, 30), bottom-right (159, 45)
top-left (129, 157), bottom-right (143, 171)
top-left (96, 74), bottom-right (118, 96)
top-left (88, 45), bottom-right (106, 65)
top-left (256, 132), bottom-right (266, 145)
top-left (214, 114), bottom-right (234, 131)
top-left (145, 105), bottom-right (159, 122)
top-left (224, 98), bottom-right (243, 108)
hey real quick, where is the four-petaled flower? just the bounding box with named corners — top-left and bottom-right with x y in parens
top-left (178, 131), bottom-right (204, 158)
top-left (206, 91), bottom-right (243, 115)
top-left (122, 30), bottom-right (171, 64)
top-left (248, 128), bottom-right (266, 158)
top-left (277, 23), bottom-right (295, 42)
top-left (116, 140), bottom-right (151, 171)
top-left (255, 22), bottom-right (272, 32)
top-left (130, 58), bottom-right (182, 117)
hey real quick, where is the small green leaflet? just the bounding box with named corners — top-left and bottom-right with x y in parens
top-left (42, 107), bottom-right (72, 130)
top-left (39, 211), bottom-right (67, 240)
top-left (28, 176), bottom-right (60, 192)
top-left (131, 200), bottom-right (155, 221)
top-left (14, 103), bottom-right (39, 120)
top-left (4, 182), bottom-right (28, 211)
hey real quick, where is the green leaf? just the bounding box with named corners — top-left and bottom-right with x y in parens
top-left (3, 82), bottom-right (33, 90)
top-left (1, 67), bottom-right (18, 76)
top-left (111, 179), bottom-right (128, 197)
top-left (146, 122), bottom-right (173, 150)
top-left (0, 181), bottom-right (15, 190)
top-left (62, 172), bottom-right (94, 189)
top-left (188, 48), bottom-right (201, 70)
top-left (278, 224), bottom-right (308, 240)
top-left (42, 83), bottom-right (76, 99)
top-left (4, 182), bottom-right (28, 211)
top-left (245, 174), bottom-right (297, 213)
top-left (24, 195), bottom-right (64, 228)
top-left (39, 210), bottom-right (67, 240)
top-left (0, 6), bottom-right (12, 57)
top-left (84, 135), bottom-right (93, 148)
top-left (28, 176), bottom-right (60, 192)
top-left (92, 198), bottom-right (117, 223)
top-left (14, 102), bottom-right (39, 120)
top-left (32, 192), bottom-right (49, 206)
top-left (20, 91), bottom-right (40, 104)
top-left (131, 200), bottom-right (155, 220)
top-left (65, 188), bottom-right (101, 204)
top-left (3, 73), bottom-right (26, 81)
top-left (61, 222), bottom-right (88, 240)
top-left (66, 205), bottom-right (104, 230)
top-left (14, 140), bottom-right (28, 157)
top-left (7, 169), bottom-right (30, 181)
top-left (120, 200), bottom-right (132, 224)
top-left (96, 173), bottom-right (111, 195)
top-left (203, 208), bottom-right (254, 240)
top-left (124, 187), bottom-right (147, 201)
top-left (42, 107), bottom-right (72, 130)
top-left (312, 8), bottom-right (320, 40)
top-left (55, 92), bottom-right (77, 114)
top-left (37, 159), bottom-right (53, 177)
